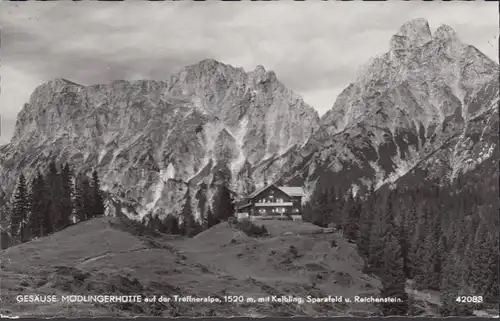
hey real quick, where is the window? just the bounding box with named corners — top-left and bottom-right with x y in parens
top-left (259, 209), bottom-right (266, 213)
top-left (277, 198), bottom-right (283, 203)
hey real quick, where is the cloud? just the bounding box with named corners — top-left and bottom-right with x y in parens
top-left (0, 1), bottom-right (498, 143)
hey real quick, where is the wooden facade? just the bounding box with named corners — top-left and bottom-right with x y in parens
top-left (236, 184), bottom-right (304, 220)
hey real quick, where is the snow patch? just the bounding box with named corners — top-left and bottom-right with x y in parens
top-left (166, 163), bottom-right (176, 180)
top-left (385, 160), bottom-right (414, 185)
top-left (142, 165), bottom-right (174, 216)
top-left (98, 149), bottom-right (107, 164)
top-left (228, 116), bottom-right (249, 176)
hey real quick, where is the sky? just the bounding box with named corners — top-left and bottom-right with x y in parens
top-left (0, 1), bottom-right (498, 145)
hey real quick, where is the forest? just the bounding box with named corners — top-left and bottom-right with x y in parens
top-left (303, 161), bottom-right (499, 315)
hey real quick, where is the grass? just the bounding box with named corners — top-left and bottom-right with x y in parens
top-left (0, 216), bottom-right (382, 317)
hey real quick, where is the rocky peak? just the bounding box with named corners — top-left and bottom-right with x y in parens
top-left (390, 18), bottom-right (432, 51)
top-left (434, 24), bottom-right (459, 43)
top-left (254, 65), bottom-right (266, 75)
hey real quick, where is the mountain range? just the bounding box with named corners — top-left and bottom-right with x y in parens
top-left (0, 18), bottom-right (498, 220)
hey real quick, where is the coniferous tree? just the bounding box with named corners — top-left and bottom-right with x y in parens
top-left (379, 222), bottom-right (409, 316)
top-left (149, 214), bottom-right (162, 231)
top-left (212, 184), bottom-right (234, 222)
top-left (357, 195), bottom-right (374, 259)
top-left (204, 208), bottom-right (217, 229)
top-left (74, 176), bottom-right (87, 222)
top-left (161, 214), bottom-right (180, 235)
top-left (59, 163), bottom-right (73, 228)
top-left (46, 161), bottom-right (63, 232)
top-left (343, 194), bottom-right (361, 242)
top-left (11, 173), bottom-right (29, 242)
top-left (466, 219), bottom-right (498, 301)
top-left (28, 172), bottom-right (46, 238)
top-left (440, 255), bottom-right (474, 316)
top-left (414, 214), bottom-right (445, 291)
top-left (91, 170), bottom-right (105, 217)
top-left (366, 192), bottom-right (391, 274)
top-left (196, 183), bottom-right (207, 221)
top-left (82, 178), bottom-right (94, 219)
top-left (74, 175), bottom-right (93, 222)
top-left (180, 192), bottom-right (202, 237)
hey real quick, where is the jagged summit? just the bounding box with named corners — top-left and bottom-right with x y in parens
top-left (434, 24), bottom-right (459, 42)
top-left (188, 58), bottom-right (229, 69)
top-left (35, 78), bottom-right (83, 90)
top-left (389, 18), bottom-right (462, 52)
top-left (394, 18), bottom-right (432, 49)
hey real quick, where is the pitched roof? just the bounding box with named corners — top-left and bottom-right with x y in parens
top-left (247, 184), bottom-right (304, 199)
top-left (248, 184), bottom-right (274, 198)
top-left (237, 203), bottom-right (252, 210)
top-left (277, 186), bottom-right (305, 197)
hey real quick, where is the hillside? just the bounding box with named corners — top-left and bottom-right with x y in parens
top-left (0, 217), bottom-right (383, 317)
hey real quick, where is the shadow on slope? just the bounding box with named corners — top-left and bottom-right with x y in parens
top-left (1, 217), bottom-right (381, 317)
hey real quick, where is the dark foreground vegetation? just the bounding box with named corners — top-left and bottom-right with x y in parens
top-left (3, 156), bottom-right (497, 317)
top-left (4, 161), bottom-right (242, 247)
top-left (233, 218), bottom-right (269, 237)
top-left (303, 162), bottom-right (499, 316)
top-left (5, 161), bottom-right (105, 247)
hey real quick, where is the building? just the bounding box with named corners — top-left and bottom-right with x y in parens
top-left (236, 184), bottom-right (305, 221)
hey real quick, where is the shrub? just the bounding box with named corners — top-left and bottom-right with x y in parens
top-left (235, 219), bottom-right (268, 237)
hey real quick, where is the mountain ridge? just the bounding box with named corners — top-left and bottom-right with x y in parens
top-left (0, 59), bottom-right (320, 219)
top-left (1, 18), bottom-right (498, 220)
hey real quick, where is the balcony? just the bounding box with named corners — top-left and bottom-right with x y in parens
top-left (255, 202), bottom-right (293, 207)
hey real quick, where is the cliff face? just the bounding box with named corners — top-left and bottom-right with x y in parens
top-left (0, 18), bottom-right (497, 219)
top-left (277, 18), bottom-right (498, 196)
top-left (0, 60), bottom-right (319, 219)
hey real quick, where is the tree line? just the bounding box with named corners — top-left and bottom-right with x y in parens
top-left (303, 169), bottom-right (498, 316)
top-left (8, 161), bottom-right (105, 245)
top-left (141, 182), bottom-right (236, 238)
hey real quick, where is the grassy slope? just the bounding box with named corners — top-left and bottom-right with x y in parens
top-left (0, 217), bottom-right (381, 317)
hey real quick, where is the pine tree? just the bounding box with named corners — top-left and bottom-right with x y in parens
top-left (466, 220), bottom-right (497, 299)
top-left (343, 194), bottom-right (361, 242)
top-left (367, 192), bottom-right (393, 275)
top-left (46, 161), bottom-right (64, 232)
top-left (27, 172), bottom-right (46, 238)
top-left (11, 173), bottom-right (29, 242)
top-left (212, 184), bottom-right (234, 222)
top-left (82, 178), bottom-right (94, 219)
top-left (314, 188), bottom-right (331, 228)
top-left (91, 170), bottom-right (105, 217)
top-left (74, 176), bottom-right (87, 222)
top-left (357, 196), bottom-right (374, 259)
top-left (440, 255), bottom-right (473, 316)
top-left (179, 192), bottom-right (201, 237)
top-left (59, 163), bottom-right (73, 229)
top-left (74, 175), bottom-right (93, 222)
top-left (204, 208), bottom-right (217, 229)
top-left (415, 214), bottom-right (444, 291)
top-left (379, 223), bottom-right (409, 316)
top-left (162, 214), bottom-right (180, 235)
top-left (196, 183), bottom-right (207, 220)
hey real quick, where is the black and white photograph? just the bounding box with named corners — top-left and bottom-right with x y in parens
top-left (0, 1), bottom-right (498, 318)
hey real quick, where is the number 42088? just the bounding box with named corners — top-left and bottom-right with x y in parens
top-left (455, 296), bottom-right (483, 303)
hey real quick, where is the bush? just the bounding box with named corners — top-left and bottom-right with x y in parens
top-left (235, 219), bottom-right (268, 237)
